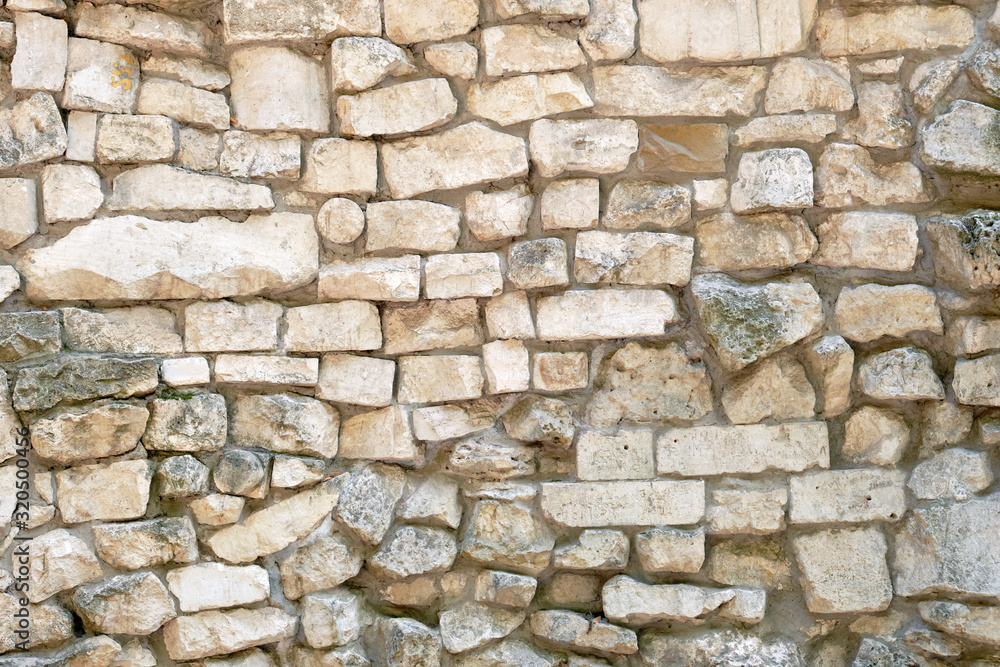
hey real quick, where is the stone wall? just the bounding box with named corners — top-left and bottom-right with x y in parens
top-left (0, 0), bottom-right (998, 665)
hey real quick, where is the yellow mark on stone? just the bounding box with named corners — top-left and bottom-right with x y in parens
top-left (110, 54), bottom-right (136, 90)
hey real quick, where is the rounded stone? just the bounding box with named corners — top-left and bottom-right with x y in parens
top-left (317, 197), bottom-right (365, 246)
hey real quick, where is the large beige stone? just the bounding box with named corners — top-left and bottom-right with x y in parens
top-left (574, 231), bottom-right (693, 287)
top-left (95, 114), bottom-right (176, 163)
top-left (137, 78), bottom-right (230, 131)
top-left (696, 212), bottom-right (816, 271)
top-left (382, 122), bottom-right (529, 199)
top-left (530, 119), bottom-right (638, 178)
top-left (639, 0), bottom-right (815, 63)
top-left (319, 257), bottom-right (420, 302)
top-left (658, 422), bottom-right (830, 476)
top-left (950, 316), bottom-right (1000, 356)
top-left (815, 143), bottom-right (928, 207)
top-left (793, 527), bottom-right (892, 614)
top-left (108, 165), bottom-right (271, 211)
top-left (576, 430), bottom-right (654, 481)
top-left (835, 284), bottom-right (942, 343)
top-left (75, 3), bottom-right (214, 57)
top-left (469, 73), bottom-right (591, 127)
top-left (482, 25), bottom-right (585, 77)
top-left (63, 306), bottom-right (182, 354)
top-left (593, 65), bottom-right (766, 117)
top-left (284, 302), bottom-right (381, 352)
top-left (398, 355), bottom-right (484, 404)
top-left (721, 355), bottom-right (815, 425)
top-left (707, 480), bottom-right (788, 535)
top-left (601, 576), bottom-right (736, 624)
top-left (384, 298), bottom-right (483, 355)
top-left (20, 214), bottom-right (317, 301)
top-left (27, 529), bottom-right (102, 603)
top-left (230, 393), bottom-right (339, 458)
top-left (338, 79), bottom-right (457, 137)
top-left (91, 516), bottom-right (197, 570)
top-left (224, 0), bottom-right (379, 43)
top-left (817, 6), bottom-right (974, 57)
top-left (731, 148), bottom-right (813, 214)
top-left (858, 347), bottom-right (944, 401)
top-left (31, 400), bottom-right (147, 464)
top-left (328, 36), bottom-right (415, 92)
top-left (228, 46), bottom-right (330, 133)
top-left (580, 0), bottom-right (637, 61)
top-left (41, 163), bottom-right (103, 224)
top-left (813, 212), bottom-right (919, 271)
top-left (366, 200), bottom-right (460, 253)
top-left (461, 499), bottom-right (555, 575)
top-left (163, 608), bottom-right (296, 661)
top-left (56, 459), bottom-right (152, 524)
top-left (734, 113), bottom-right (836, 146)
top-left (339, 406), bottom-right (422, 464)
top-left (0, 92), bottom-right (68, 169)
top-left (185, 300), bottom-right (282, 352)
top-left (425, 42), bottom-right (478, 80)
top-left (62, 38), bottom-right (137, 113)
top-left (384, 0), bottom-right (477, 43)
top-left (846, 81), bottom-right (914, 149)
top-left (317, 354), bottom-right (395, 407)
top-left (954, 353), bottom-right (1000, 406)
top-left (11, 12), bottom-right (67, 92)
top-left (72, 572), bottom-right (175, 636)
top-left (920, 600), bottom-right (1000, 647)
top-left (300, 139), bottom-right (378, 197)
top-left (921, 101), bottom-right (1000, 177)
top-left (166, 563), bottom-right (269, 613)
top-left (465, 188), bottom-right (533, 241)
top-left (842, 406), bottom-right (909, 466)
top-left (220, 131), bottom-right (301, 180)
top-left (540, 480), bottom-right (704, 528)
top-left (536, 289), bottom-right (679, 341)
top-left (143, 53), bottom-right (231, 91)
top-left (529, 609), bottom-right (637, 655)
top-left (763, 58), bottom-right (853, 114)
top-left (789, 469), bottom-right (906, 523)
top-left (908, 448), bottom-right (993, 502)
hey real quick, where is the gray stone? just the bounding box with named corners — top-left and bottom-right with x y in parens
top-left (908, 448), bottom-right (993, 501)
top-left (730, 148), bottom-right (813, 214)
top-left (850, 639), bottom-right (920, 667)
top-left (230, 393), bottom-right (339, 458)
top-left (364, 617), bottom-right (441, 667)
top-left (213, 450), bottom-right (268, 498)
top-left (858, 347), bottom-right (945, 401)
top-left (638, 630), bottom-right (802, 667)
top-left (72, 572), bottom-right (175, 636)
top-left (156, 454), bottom-right (210, 498)
top-left (440, 601), bottom-right (524, 654)
top-left (145, 393), bottom-right (226, 452)
top-left (31, 400), bottom-right (147, 464)
top-left (507, 238), bottom-right (569, 290)
top-left (368, 526), bottom-right (458, 581)
top-left (334, 465), bottom-right (406, 546)
top-left (0, 311), bottom-right (59, 362)
top-left (927, 210), bottom-right (1000, 292)
top-left (92, 517), bottom-right (197, 570)
top-left (921, 101), bottom-right (1000, 176)
top-left (919, 600), bottom-right (1000, 646)
top-left (13, 356), bottom-right (158, 412)
top-left (530, 609), bottom-right (637, 655)
top-left (474, 570), bottom-right (537, 608)
top-left (0, 92), bottom-right (67, 169)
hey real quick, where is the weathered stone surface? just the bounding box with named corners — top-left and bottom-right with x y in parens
top-left (954, 353), bottom-right (1000, 406)
top-left (40, 163), bottom-right (101, 224)
top-left (815, 143), bottom-right (928, 207)
top-left (220, 131), bottom-right (301, 179)
top-left (223, 0), bottom-right (379, 43)
top-left (382, 122), bottom-right (528, 199)
top-left (76, 3), bottom-right (214, 57)
top-left (162, 608), bottom-right (296, 661)
top-left (92, 517), bottom-right (197, 570)
top-left (950, 316), bottom-right (1000, 356)
top-left (530, 609), bottom-right (636, 655)
top-left (338, 79), bottom-right (457, 137)
top-left (339, 406), bottom-right (422, 464)
top-left (158, 454), bottom-right (210, 499)
top-left (580, 0), bottom-right (636, 61)
top-left (813, 212), bottom-right (919, 271)
top-left (461, 499), bottom-right (555, 575)
top-left (72, 572), bottom-right (175, 636)
top-left (494, 0), bottom-right (588, 19)
top-left (817, 6), bottom-right (974, 57)
top-left (280, 530), bottom-right (363, 600)
top-left (27, 529), bottom-right (102, 603)
top-left (143, 53), bottom-right (231, 91)
top-left (790, 468), bottom-right (906, 524)
top-left (364, 617), bottom-right (442, 667)
top-left (533, 351), bottom-right (587, 392)
top-left (721, 356), bottom-right (814, 425)
top-left (271, 456), bottom-right (325, 489)
top-left (109, 165), bottom-right (271, 211)
top-left (576, 430), bottom-right (653, 481)
top-left (0, 178), bottom-right (37, 249)
top-left (536, 290), bottom-right (679, 341)
top-left (329, 36), bottom-right (415, 93)
top-left (639, 630), bottom-right (802, 667)
top-left (697, 212), bottom-right (816, 271)
top-left (0, 593), bottom-right (72, 654)
top-left (229, 46), bottom-right (330, 133)
top-left (847, 81), bottom-right (913, 149)
top-left (658, 422), bottom-right (830, 476)
top-left (594, 65), bottom-right (766, 117)
top-left (398, 355), bottom-right (484, 405)
top-left (483, 340), bottom-right (530, 394)
top-left (705, 539), bottom-right (793, 591)
top-left (507, 238), bottom-right (569, 290)
top-left (922, 101), bottom-right (1000, 176)
top-left (927, 211), bottom-right (1000, 292)
top-left (13, 356), bottom-right (157, 412)
top-left (734, 113), bottom-right (837, 146)
top-left (230, 393), bottom-right (339, 457)
top-left (207, 478), bottom-right (340, 563)
top-left (316, 197), bottom-right (365, 247)
top-left (56, 459), bottom-right (152, 523)
top-left (529, 119), bottom-right (638, 178)
top-left (858, 347), bottom-right (945, 401)
top-left (707, 481), bottom-right (788, 535)
top-left (764, 58), bottom-right (853, 115)
top-left (908, 448), bottom-right (993, 501)
top-left (482, 25), bottom-right (584, 77)
top-left (793, 527), bottom-right (892, 614)
top-left (469, 73), bottom-right (592, 127)
top-left (144, 393), bottom-right (225, 453)
top-left (284, 302), bottom-right (381, 352)
top-left (440, 601), bottom-right (525, 654)
top-left (32, 400), bottom-right (147, 464)
top-left (690, 273), bottom-right (823, 372)
top-left (911, 58), bottom-right (961, 115)
top-left (541, 179), bottom-right (599, 231)
top-left (211, 449), bottom-right (268, 498)
top-left (475, 570), bottom-right (536, 608)
top-left (835, 284), bottom-right (942, 343)
top-left (574, 231), bottom-right (692, 287)
top-left (540, 480), bottom-right (703, 528)
top-left (842, 406), bottom-right (909, 466)
top-left (137, 78), bottom-right (230, 130)
top-left (465, 188), bottom-right (532, 242)
top-left (639, 0), bottom-right (814, 63)
top-left (554, 529), bottom-right (629, 571)
top-left (426, 253), bottom-right (503, 300)
top-left (302, 588), bottom-right (364, 649)
top-left (64, 306), bottom-right (181, 355)
top-left (413, 403), bottom-right (497, 442)
top-left (20, 214), bottom-right (317, 301)
top-left (319, 257), bottom-right (420, 302)
top-left (185, 300), bottom-right (281, 352)
top-left (602, 576), bottom-right (735, 624)
top-left (384, 0), bottom-right (477, 43)
top-left (167, 563), bottom-right (269, 613)
top-left (0, 311), bottom-right (59, 362)
top-left (213, 354), bottom-right (318, 385)
top-left (730, 148), bottom-right (812, 214)
top-left (425, 42), bottom-right (478, 80)
top-left (501, 395), bottom-right (573, 447)
top-left (334, 465), bottom-right (405, 546)
top-left (317, 354), bottom-right (395, 408)
top-left (635, 527), bottom-right (704, 574)
top-left (637, 123), bottom-right (727, 173)
top-left (300, 138), bottom-right (377, 197)
top-left (894, 493), bottom-right (1000, 599)
top-left (0, 92), bottom-right (68, 169)
top-left (920, 600), bottom-right (1000, 646)
top-left (11, 12), bottom-right (67, 93)
top-left (449, 432), bottom-right (534, 480)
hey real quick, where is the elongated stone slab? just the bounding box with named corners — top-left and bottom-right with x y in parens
top-left (540, 480), bottom-right (704, 527)
top-left (536, 289), bottom-right (679, 341)
top-left (657, 423), bottom-right (830, 476)
top-left (593, 66), bottom-right (767, 117)
top-left (108, 165), bottom-right (273, 211)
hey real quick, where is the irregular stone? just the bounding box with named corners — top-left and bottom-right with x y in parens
top-left (0, 593), bottom-right (72, 653)
top-left (0, 178), bottom-right (37, 249)
top-left (21, 214), bottom-right (316, 301)
top-left (165, 563), bottom-right (269, 614)
top-left (541, 179), bottom-right (599, 231)
top-left (72, 572), bottom-right (174, 635)
top-left (468, 73), bottom-right (592, 127)
top-left (0, 311), bottom-right (59, 361)
top-left (731, 148), bottom-right (813, 214)
top-left (384, 299), bottom-right (483, 355)
top-left (448, 431), bottom-right (534, 480)
top-left (575, 231), bottom-right (692, 287)
top-left (189, 494), bottom-right (244, 526)
top-left (536, 289), bottom-right (679, 341)
top-left (424, 42), bottom-right (478, 80)
top-left (485, 291), bottom-right (535, 341)
top-left (384, 0), bottom-right (477, 43)
top-left (502, 395), bottom-right (573, 447)
top-left (0, 268), bottom-right (19, 305)
top-left (474, 570), bottom-right (536, 608)
top-left (329, 36), bottom-right (415, 92)
top-left (482, 24), bottom-right (584, 77)
top-left (847, 81), bottom-right (914, 149)
top-left (735, 114), bottom-right (837, 147)
top-left (156, 454), bottom-right (210, 498)
top-left (540, 480), bottom-right (704, 528)
top-left (163, 608), bottom-right (296, 662)
top-left (793, 527), bottom-right (892, 614)
top-left (927, 210), bottom-right (1000, 292)
top-left (789, 468), bottom-right (906, 524)
top-left (919, 600), bottom-right (1000, 646)
top-left (858, 347), bottom-right (945, 401)
top-left (954, 353), bottom-right (1000, 407)
top-left (530, 609), bottom-right (636, 655)
top-left (425, 253), bottom-right (503, 299)
top-left (465, 188), bottom-right (533, 242)
top-left (109, 165), bottom-right (271, 211)
top-left (301, 589), bottom-right (365, 649)
top-left (398, 355), bottom-right (484, 404)
top-left (27, 529), bottom-right (102, 603)
top-left (137, 78), bottom-right (229, 130)
top-left (950, 316), bottom-right (1000, 356)
top-left (369, 526), bottom-right (458, 581)
top-left (639, 0), bottom-right (814, 63)
top-left (764, 58), bottom-right (853, 114)
top-left (143, 53), bottom-right (230, 90)
top-left (0, 92), bottom-right (67, 169)
top-left (705, 539), bottom-right (794, 590)
top-left (632, 527), bottom-right (702, 574)
top-left (338, 79), bottom-right (457, 137)
top-left (317, 354), bottom-right (395, 407)
top-left (382, 122), bottom-right (528, 199)
top-left (658, 422), bottom-right (829, 476)
top-left (908, 448), bottom-right (993, 501)
top-left (334, 465), bottom-right (405, 546)
top-left (32, 400), bottom-right (147, 464)
top-left (925, 400), bottom-right (975, 448)
top-left (722, 356), bottom-right (814, 424)
top-left (220, 131), bottom-right (300, 179)
top-left (223, 0), bottom-right (379, 43)
top-left (11, 12), bottom-right (67, 93)
top-left (207, 478), bottom-right (340, 563)
top-left (13, 356), bottom-right (157, 413)
top-left (911, 59), bottom-right (961, 114)
top-left (412, 403), bottom-right (497, 442)
top-left (639, 630), bottom-right (803, 667)
top-left (580, 0), bottom-right (636, 61)
top-left (554, 529), bottom-right (629, 571)
top-left (363, 617), bottom-right (441, 667)
top-left (507, 238), bottom-right (569, 290)
top-left (228, 46), bottom-right (330, 133)
top-left (92, 517), bottom-right (197, 570)
top-left (690, 273), bottom-right (823, 371)
top-left (816, 6), bottom-right (974, 57)
top-left (593, 65), bottom-right (766, 117)
top-left (842, 406), bottom-right (909, 466)
top-left (75, 3), bottom-right (214, 58)
top-left (529, 119), bottom-right (638, 178)
top-left (533, 351), bottom-right (587, 392)
top-left (440, 601), bottom-right (524, 654)
top-left (461, 499), bottom-right (555, 575)
top-left (695, 181), bottom-right (727, 210)
top-left (64, 306), bottom-right (181, 354)
top-left (56, 459), bottom-right (151, 523)
top-left (697, 212), bottom-right (815, 271)
top-left (922, 100), bottom-right (1000, 176)
top-left (175, 126), bottom-right (221, 172)
top-left (319, 257), bottom-right (419, 303)
top-left (63, 38), bottom-right (137, 114)
top-left (815, 143), bottom-right (928, 207)
top-left (813, 211), bottom-right (919, 271)
top-left (398, 477), bottom-right (462, 529)
top-left (284, 302), bottom-right (381, 352)
top-left (602, 576), bottom-right (735, 624)
top-left (339, 406), bottom-right (422, 464)
top-left (271, 456), bottom-right (325, 489)
top-left (707, 481), bottom-right (788, 536)
top-left (280, 531), bottom-right (363, 600)
top-left (144, 393), bottom-right (225, 453)
top-left (835, 284), bottom-right (942, 343)
top-left (207, 449), bottom-right (264, 497)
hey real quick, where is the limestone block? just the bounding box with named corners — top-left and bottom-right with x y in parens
top-left (707, 481), bottom-right (788, 535)
top-left (721, 355), bottom-right (815, 424)
top-left (62, 37), bottom-right (137, 113)
top-left (815, 143), bottom-right (928, 207)
top-left (604, 180), bottom-right (691, 231)
top-left (842, 406), bottom-right (909, 466)
top-left (137, 77), bottom-right (230, 130)
top-left (72, 572), bottom-right (175, 635)
top-left (92, 516), bottom-right (197, 570)
top-left (696, 212), bottom-right (816, 271)
top-left (536, 289), bottom-right (679, 341)
top-left (338, 78), bottom-right (457, 137)
top-left (485, 291), bottom-right (535, 340)
top-left (817, 6), bottom-right (974, 57)
top-left (789, 468), bottom-right (907, 523)
top-left (40, 164), bottom-right (103, 223)
top-left (301, 139), bottom-right (377, 197)
top-left (601, 576), bottom-right (736, 624)
top-left (530, 609), bottom-right (637, 655)
top-left (593, 65), bottom-right (767, 117)
top-left (730, 148), bottom-right (813, 214)
top-left (637, 123), bottom-right (728, 173)
top-left (483, 340), bottom-right (530, 394)
top-left (793, 527), bottom-right (892, 614)
top-left (858, 347), bottom-right (944, 401)
top-left (465, 188), bottom-right (533, 241)
top-left (482, 25), bottom-right (584, 77)
top-left (75, 3), bottom-right (215, 58)
top-left (339, 406), bottom-right (421, 464)
top-left (162, 608), bottom-right (296, 662)
top-left (166, 563), bottom-right (269, 613)
top-left (763, 58), bottom-right (853, 114)
top-left (580, 0), bottom-right (637, 61)
top-left (224, 0), bottom-right (379, 43)
top-left (214, 355), bottom-right (318, 385)
top-left (529, 119), bottom-right (638, 178)
top-left (635, 527), bottom-right (705, 574)
top-left (0, 93), bottom-right (68, 169)
top-left (319, 257), bottom-right (421, 302)
top-left (329, 36), bottom-right (415, 93)
top-left (541, 179), bottom-right (599, 231)
top-left (186, 300), bottom-right (282, 352)
top-left (575, 430), bottom-right (654, 481)
top-left (908, 448), bottom-right (993, 501)
top-left (95, 113), bottom-right (176, 163)
top-left (461, 499), bottom-right (555, 574)
top-left (317, 197), bottom-right (365, 246)
top-left (220, 131), bottom-right (301, 179)
top-left (31, 400), bottom-right (147, 463)
top-left (284, 302), bottom-right (381, 352)
top-left (540, 480), bottom-right (704, 528)
top-left (56, 459), bottom-right (152, 523)
top-left (574, 231), bottom-right (694, 287)
top-left (317, 354), bottom-right (395, 407)
top-left (384, 0), bottom-right (477, 43)
top-left (11, 12), bottom-right (67, 92)
top-left (813, 211), bottom-right (919, 271)
top-left (468, 73), bottom-right (592, 126)
top-left (27, 529), bottom-right (102, 603)
top-left (425, 42), bottom-right (478, 80)
top-left (734, 113), bottom-right (837, 146)
top-left (143, 53), bottom-right (231, 90)
top-left (229, 46), bottom-right (330, 133)
top-left (398, 355), bottom-right (484, 404)
top-left (835, 284), bottom-right (942, 343)
top-left (384, 299), bottom-right (483, 355)
top-left (0, 178), bottom-right (38, 249)
top-left (533, 351), bottom-right (587, 392)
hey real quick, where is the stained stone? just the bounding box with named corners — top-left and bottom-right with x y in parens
top-left (529, 119), bottom-right (638, 178)
top-left (601, 576), bottom-right (736, 624)
top-left (793, 527), bottom-right (892, 614)
top-left (858, 347), bottom-right (945, 401)
top-left (32, 400), bottom-right (147, 463)
top-left (696, 212), bottom-right (816, 271)
top-left (92, 517), bottom-right (198, 570)
top-left (280, 531), bottom-right (363, 600)
top-left (919, 600), bottom-right (1000, 646)
top-left (580, 0), bottom-right (637, 62)
top-left (72, 572), bottom-right (175, 636)
top-left (470, 73), bottom-right (592, 127)
top-left (908, 448), bottom-right (993, 501)
top-left (764, 58), bottom-right (854, 114)
top-left (333, 465), bottom-right (406, 546)
top-left (461, 499), bottom-right (555, 575)
top-left (730, 148), bottom-right (813, 214)
top-left (816, 143), bottom-right (928, 207)
top-left (440, 601), bottom-right (525, 654)
top-left (368, 525), bottom-right (458, 581)
top-left (637, 124), bottom-right (728, 173)
top-left (530, 609), bottom-right (637, 655)
top-left (63, 38), bottom-right (138, 113)
top-left (482, 25), bottom-right (585, 77)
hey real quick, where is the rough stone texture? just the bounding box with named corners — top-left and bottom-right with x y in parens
top-left (721, 355), bottom-right (815, 425)
top-left (72, 572), bottom-right (175, 635)
top-left (835, 284), bottom-right (943, 343)
top-left (793, 527), bottom-right (893, 614)
top-left (908, 448), bottom-right (993, 501)
top-left (697, 212), bottom-right (816, 271)
top-left (816, 143), bottom-right (928, 208)
top-left (789, 468), bottom-right (907, 523)
top-left (813, 212), bottom-right (919, 271)
top-left (162, 608), bottom-right (296, 661)
top-left (858, 347), bottom-right (945, 401)
top-left (842, 406), bottom-right (909, 466)
top-left (32, 400), bottom-right (148, 463)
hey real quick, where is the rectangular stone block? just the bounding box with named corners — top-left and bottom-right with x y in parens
top-left (397, 355), bottom-right (484, 404)
top-left (185, 300), bottom-right (282, 352)
top-left (214, 355), bottom-right (318, 385)
top-left (536, 289), bottom-right (679, 341)
top-left (283, 302), bottom-right (381, 352)
top-left (540, 480), bottom-right (704, 527)
top-left (319, 257), bottom-right (421, 302)
top-left (339, 406), bottom-right (422, 464)
top-left (63, 306), bottom-right (182, 354)
top-left (425, 253), bottom-right (503, 299)
top-left (316, 354), bottom-right (395, 407)
top-left (707, 480), bottom-right (788, 535)
top-left (11, 12), bottom-right (68, 92)
top-left (593, 65), bottom-right (767, 117)
top-left (576, 430), bottom-right (654, 481)
top-left (384, 299), bottom-right (483, 355)
top-left (657, 422), bottom-right (830, 476)
top-left (817, 6), bottom-right (974, 57)
top-left (789, 468), bottom-right (907, 524)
